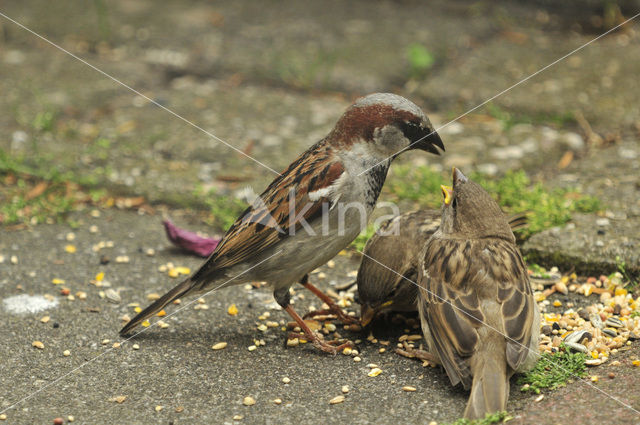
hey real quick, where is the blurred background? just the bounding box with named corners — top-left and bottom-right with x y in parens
top-left (2, 3), bottom-right (640, 423)
top-left (1, 0), bottom-right (639, 273)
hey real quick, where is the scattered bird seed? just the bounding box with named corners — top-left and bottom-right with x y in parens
top-left (63, 350), bottom-right (71, 357)
top-left (133, 344), bottom-right (140, 350)
top-left (155, 405), bottom-right (163, 412)
top-left (282, 377), bottom-right (291, 384)
top-left (341, 385), bottom-right (349, 394)
top-left (105, 289), bottom-right (121, 303)
top-left (402, 386), bottom-right (417, 392)
top-left (248, 345), bottom-right (257, 351)
top-left (40, 316), bottom-right (50, 323)
top-left (68, 416), bottom-right (74, 422)
top-left (273, 399), bottom-right (282, 405)
top-left (112, 395), bottom-right (127, 404)
top-left (242, 396), bottom-right (256, 406)
top-left (563, 330), bottom-right (592, 344)
top-left (535, 394), bottom-right (544, 402)
top-left (65, 245), bottom-right (77, 253)
top-left (368, 368), bottom-right (383, 377)
top-left (564, 341), bottom-right (588, 353)
top-left (353, 356), bottom-right (362, 362)
top-left (141, 292), bottom-right (160, 301)
top-left (228, 304), bottom-right (239, 315)
top-left (0, 414), bottom-right (6, 420)
top-left (10, 255), bottom-right (18, 264)
top-left (379, 348), bottom-right (386, 353)
top-left (212, 342), bottom-right (228, 350)
top-left (605, 317), bottom-right (623, 328)
top-left (590, 314), bottom-right (604, 329)
top-left (175, 406), bottom-right (184, 413)
top-left (233, 415), bottom-right (243, 421)
top-left (286, 338), bottom-right (299, 347)
top-left (112, 342), bottom-right (121, 349)
top-left (32, 341), bottom-right (44, 350)
top-left (329, 395), bottom-right (345, 405)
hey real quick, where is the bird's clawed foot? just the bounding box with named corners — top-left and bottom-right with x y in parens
top-left (287, 331), bottom-right (354, 355)
top-left (302, 306), bottom-right (358, 325)
top-left (395, 341), bottom-right (439, 364)
top-left (300, 277), bottom-right (357, 325)
top-left (283, 304), bottom-right (354, 355)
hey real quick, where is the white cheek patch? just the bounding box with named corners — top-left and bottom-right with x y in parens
top-left (307, 187), bottom-right (332, 201)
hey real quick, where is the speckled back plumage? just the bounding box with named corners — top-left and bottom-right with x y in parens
top-left (417, 169), bottom-right (539, 419)
top-left (120, 93), bottom-right (444, 338)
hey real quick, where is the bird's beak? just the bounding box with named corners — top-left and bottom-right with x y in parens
top-left (452, 167), bottom-right (468, 185)
top-left (441, 185), bottom-right (453, 205)
top-left (360, 305), bottom-right (377, 327)
top-left (413, 130), bottom-right (445, 155)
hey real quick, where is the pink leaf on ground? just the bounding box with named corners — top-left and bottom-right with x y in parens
top-left (163, 219), bottom-right (220, 257)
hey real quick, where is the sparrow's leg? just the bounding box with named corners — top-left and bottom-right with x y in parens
top-left (299, 275), bottom-right (358, 324)
top-left (395, 341), bottom-right (439, 364)
top-left (274, 286), bottom-right (353, 355)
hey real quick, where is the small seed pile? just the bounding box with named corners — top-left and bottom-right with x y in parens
top-left (277, 265), bottom-right (639, 374)
top-left (533, 268), bottom-right (639, 366)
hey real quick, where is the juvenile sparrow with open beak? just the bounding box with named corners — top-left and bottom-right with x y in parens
top-left (120, 93), bottom-right (445, 354)
top-left (417, 168), bottom-right (539, 418)
top-left (357, 210), bottom-right (528, 326)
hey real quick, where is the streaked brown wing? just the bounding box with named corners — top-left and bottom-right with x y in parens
top-left (489, 239), bottom-right (536, 370)
top-left (419, 238), bottom-right (534, 387)
top-left (194, 140), bottom-right (344, 277)
top-left (419, 239), bottom-right (481, 389)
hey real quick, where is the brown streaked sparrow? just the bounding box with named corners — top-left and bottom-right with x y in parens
top-left (357, 210), bottom-right (528, 326)
top-left (417, 168), bottom-right (539, 419)
top-left (120, 93), bottom-right (445, 354)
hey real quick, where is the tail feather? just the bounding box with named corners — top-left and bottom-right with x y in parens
top-left (464, 355), bottom-right (509, 420)
top-left (507, 212), bottom-right (529, 231)
top-left (120, 278), bottom-right (194, 336)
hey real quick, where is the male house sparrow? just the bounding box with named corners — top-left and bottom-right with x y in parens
top-left (120, 93), bottom-right (445, 354)
top-left (417, 168), bottom-right (539, 419)
top-left (357, 210), bottom-right (528, 326)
